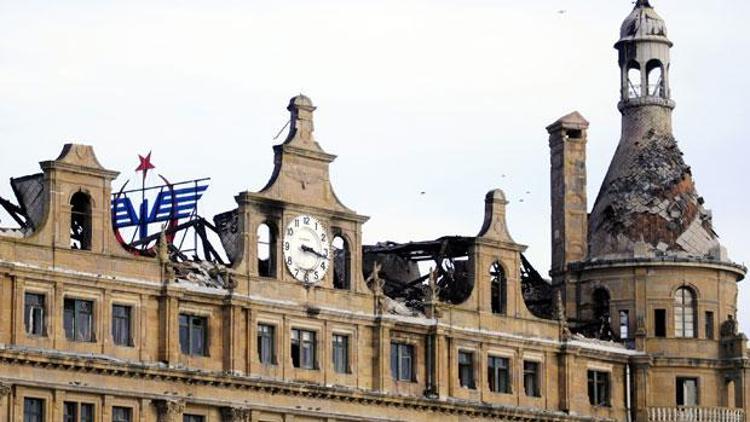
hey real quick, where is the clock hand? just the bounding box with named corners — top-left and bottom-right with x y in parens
top-left (301, 244), bottom-right (327, 259)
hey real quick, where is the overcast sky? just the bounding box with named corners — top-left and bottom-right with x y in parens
top-left (2, 0), bottom-right (749, 329)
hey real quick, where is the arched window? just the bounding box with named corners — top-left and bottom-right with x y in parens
top-left (490, 261), bottom-right (506, 315)
top-left (257, 222), bottom-right (276, 277)
top-left (646, 59), bottom-right (665, 97)
top-left (674, 287), bottom-right (697, 338)
top-left (592, 288), bottom-right (610, 324)
top-left (626, 61), bottom-right (642, 98)
top-left (70, 192), bottom-right (92, 250)
top-left (332, 235), bottom-right (350, 290)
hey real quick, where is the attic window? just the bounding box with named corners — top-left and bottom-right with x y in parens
top-left (70, 192), bottom-right (92, 250)
top-left (566, 129), bottom-right (583, 139)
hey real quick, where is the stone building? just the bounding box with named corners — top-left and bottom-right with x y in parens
top-left (0, 1), bottom-right (746, 421)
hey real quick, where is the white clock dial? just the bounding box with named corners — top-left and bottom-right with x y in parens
top-left (283, 215), bottom-right (330, 283)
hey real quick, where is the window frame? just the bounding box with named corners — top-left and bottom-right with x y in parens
top-left (257, 323), bottom-right (276, 365)
top-left (587, 370), bottom-right (611, 407)
top-left (676, 377), bottom-right (700, 406)
top-left (24, 292), bottom-right (46, 337)
top-left (179, 313), bottom-right (209, 356)
top-left (619, 310), bottom-right (630, 340)
top-left (111, 303), bottom-right (133, 347)
top-left (705, 311), bottom-right (715, 340)
top-left (674, 287), bottom-right (697, 338)
top-left (183, 415), bottom-right (206, 422)
top-left (332, 333), bottom-right (350, 374)
top-left (523, 360), bottom-right (542, 397)
top-left (291, 328), bottom-right (317, 370)
top-left (63, 297), bottom-right (95, 342)
top-left (112, 406), bottom-right (133, 422)
top-left (488, 355), bottom-right (512, 394)
top-left (654, 308), bottom-right (667, 337)
top-left (457, 350), bottom-right (476, 389)
top-left (23, 397), bottom-right (45, 422)
top-left (390, 342), bottom-right (415, 382)
top-left (490, 261), bottom-right (507, 315)
top-left (63, 401), bottom-right (95, 422)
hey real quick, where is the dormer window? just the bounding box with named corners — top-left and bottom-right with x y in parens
top-left (70, 192), bottom-right (92, 250)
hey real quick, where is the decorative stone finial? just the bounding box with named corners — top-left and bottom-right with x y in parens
top-left (555, 290), bottom-right (571, 341)
top-left (366, 262), bottom-right (386, 315)
top-left (284, 94), bottom-right (317, 146)
top-left (478, 189), bottom-right (515, 243)
top-left (154, 399), bottom-right (185, 422)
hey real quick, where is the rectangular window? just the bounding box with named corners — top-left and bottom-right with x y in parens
top-left (619, 310), bottom-right (629, 339)
top-left (523, 361), bottom-right (541, 397)
top-left (24, 293), bottom-right (46, 336)
top-left (655, 309), bottom-right (667, 337)
top-left (587, 371), bottom-right (611, 406)
top-left (676, 377), bottom-right (699, 406)
top-left (64, 402), bottom-right (94, 422)
top-left (705, 311), bottom-right (715, 340)
top-left (64, 298), bottom-right (94, 342)
top-left (257, 324), bottom-right (276, 365)
top-left (390, 342), bottom-right (414, 382)
top-left (458, 351), bottom-right (476, 389)
top-left (23, 398), bottom-right (44, 422)
top-left (291, 328), bottom-right (316, 369)
top-left (332, 334), bottom-right (349, 374)
top-left (112, 406), bottom-right (132, 422)
top-left (179, 314), bottom-right (208, 356)
top-left (488, 356), bottom-right (511, 394)
top-left (112, 304), bottom-right (132, 346)
top-left (184, 416), bottom-right (205, 422)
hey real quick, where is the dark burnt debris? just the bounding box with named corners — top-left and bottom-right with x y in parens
top-left (363, 237), bottom-right (559, 321)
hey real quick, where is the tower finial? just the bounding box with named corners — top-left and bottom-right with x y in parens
top-left (635, 0), bottom-right (652, 7)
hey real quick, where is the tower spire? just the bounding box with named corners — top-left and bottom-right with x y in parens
top-left (635, 0), bottom-right (651, 7)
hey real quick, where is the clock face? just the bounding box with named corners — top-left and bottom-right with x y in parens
top-left (283, 215), bottom-right (330, 283)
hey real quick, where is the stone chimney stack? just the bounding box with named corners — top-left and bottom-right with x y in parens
top-left (547, 112), bottom-right (589, 280)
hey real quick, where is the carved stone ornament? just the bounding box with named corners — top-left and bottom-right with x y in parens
top-left (0, 382), bottom-right (11, 398)
top-left (154, 399), bottom-right (185, 422)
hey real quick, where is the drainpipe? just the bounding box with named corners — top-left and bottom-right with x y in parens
top-left (626, 363), bottom-right (633, 422)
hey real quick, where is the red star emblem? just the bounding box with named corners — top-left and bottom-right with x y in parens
top-left (135, 152), bottom-right (156, 176)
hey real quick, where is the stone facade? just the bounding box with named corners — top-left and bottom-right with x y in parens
top-left (0, 2), bottom-right (746, 422)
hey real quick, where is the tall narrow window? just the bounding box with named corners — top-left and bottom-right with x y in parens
top-left (257, 223), bottom-right (276, 277)
top-left (458, 351), bottom-right (476, 389)
top-left (70, 192), bottom-right (92, 250)
top-left (490, 261), bottom-right (507, 315)
top-left (626, 61), bottom-right (642, 99)
top-left (64, 298), bottom-right (94, 342)
top-left (390, 342), bottom-right (414, 382)
top-left (179, 314), bottom-right (208, 356)
top-left (619, 310), bottom-right (630, 340)
top-left (587, 371), bottom-right (611, 406)
top-left (654, 309), bottom-right (667, 337)
top-left (332, 235), bottom-right (350, 290)
top-left (332, 334), bottom-right (350, 374)
top-left (24, 293), bottom-right (46, 336)
top-left (23, 398), bottom-right (44, 422)
top-left (592, 289), bottom-right (610, 325)
top-left (112, 407), bottom-right (132, 422)
top-left (676, 377), bottom-right (699, 406)
top-left (184, 416), bottom-right (205, 422)
top-left (112, 304), bottom-right (132, 346)
top-left (675, 287), bottom-right (696, 338)
top-left (257, 324), bottom-right (276, 365)
top-left (523, 361), bottom-right (541, 397)
top-left (646, 59), bottom-right (665, 97)
top-left (291, 328), bottom-right (316, 369)
top-left (705, 311), bottom-right (715, 340)
top-left (488, 356), bottom-right (511, 394)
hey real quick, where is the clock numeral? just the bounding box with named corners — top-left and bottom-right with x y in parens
top-left (323, 249), bottom-right (328, 257)
top-left (287, 228), bottom-right (294, 236)
top-left (294, 219), bottom-right (299, 227)
top-left (284, 242), bottom-right (290, 251)
top-left (321, 262), bottom-right (326, 270)
top-left (314, 271), bottom-right (319, 280)
top-left (303, 216), bottom-right (310, 225)
top-left (286, 257), bottom-right (292, 265)
top-left (304, 272), bottom-right (310, 282)
top-left (314, 222), bottom-right (318, 230)
top-left (321, 234), bottom-right (327, 242)
top-left (294, 269), bottom-right (299, 278)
